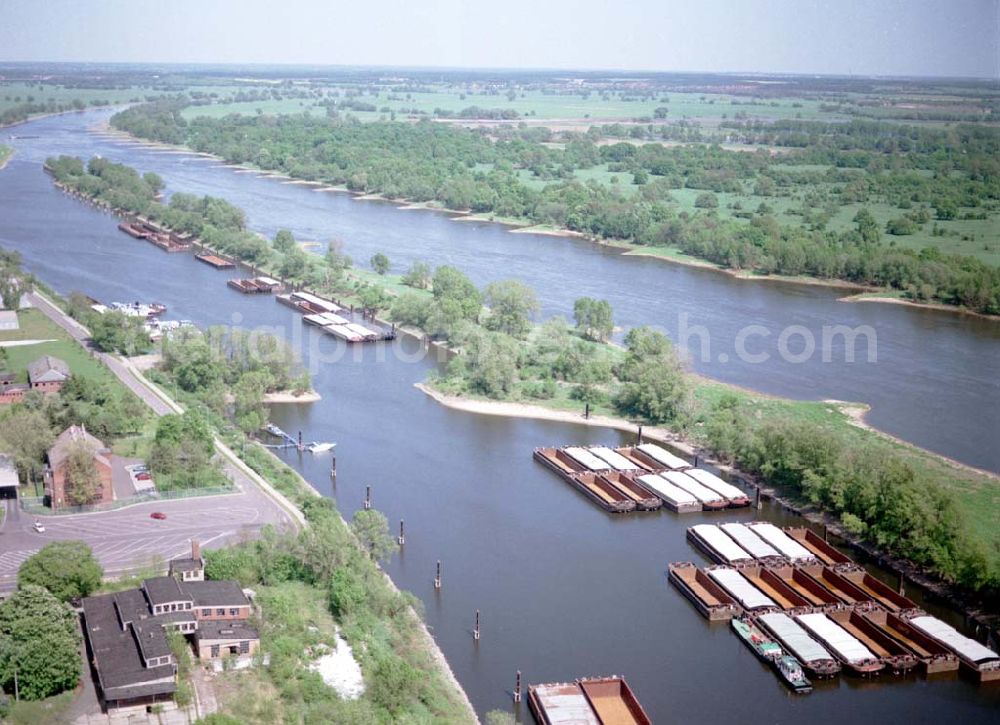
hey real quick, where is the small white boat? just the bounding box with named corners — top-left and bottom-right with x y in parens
top-left (306, 442), bottom-right (336, 454)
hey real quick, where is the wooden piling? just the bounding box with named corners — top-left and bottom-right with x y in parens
top-left (364, 485), bottom-right (371, 510)
top-left (514, 670), bottom-right (521, 703)
top-left (434, 560), bottom-right (441, 589)
top-left (637, 425), bottom-right (643, 444)
top-left (474, 609), bottom-right (480, 641)
top-left (398, 519), bottom-right (405, 546)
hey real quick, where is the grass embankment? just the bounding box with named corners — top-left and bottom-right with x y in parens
top-left (139, 367), bottom-right (476, 722)
top-left (0, 144), bottom-right (12, 170)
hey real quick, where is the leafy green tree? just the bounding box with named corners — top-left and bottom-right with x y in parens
top-left (402, 260), bottom-right (432, 289)
top-left (350, 509), bottom-right (396, 562)
top-left (483, 279), bottom-right (538, 338)
top-left (694, 192), bottom-right (718, 209)
top-left (573, 297), bottom-right (614, 341)
top-left (485, 711), bottom-right (516, 725)
top-left (17, 541), bottom-right (103, 602)
top-left (273, 228), bottom-right (296, 254)
top-left (277, 246), bottom-right (309, 280)
top-left (0, 585), bottom-right (81, 700)
top-left (370, 252), bottom-right (390, 275)
top-left (0, 409), bottom-right (53, 486)
top-left (431, 266), bottom-right (481, 322)
top-left (615, 327), bottom-right (689, 424)
top-left (63, 439), bottom-right (101, 506)
top-left (854, 208), bottom-right (881, 244)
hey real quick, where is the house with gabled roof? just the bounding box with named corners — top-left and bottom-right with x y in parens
top-left (27, 354), bottom-right (70, 393)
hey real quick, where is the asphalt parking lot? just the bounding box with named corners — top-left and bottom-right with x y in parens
top-left (0, 478), bottom-right (295, 591)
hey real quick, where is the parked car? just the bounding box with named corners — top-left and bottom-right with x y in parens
top-left (150, 512), bottom-right (167, 520)
top-left (32, 521), bottom-right (45, 533)
top-left (135, 472), bottom-right (152, 481)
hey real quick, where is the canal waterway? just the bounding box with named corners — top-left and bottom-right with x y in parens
top-left (1, 109), bottom-right (998, 722)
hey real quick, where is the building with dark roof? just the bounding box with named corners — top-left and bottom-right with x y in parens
top-left (81, 553), bottom-right (258, 712)
top-left (27, 354), bottom-right (70, 393)
top-left (169, 540), bottom-right (205, 582)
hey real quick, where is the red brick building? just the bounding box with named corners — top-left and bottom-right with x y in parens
top-left (45, 425), bottom-right (114, 509)
top-left (27, 355), bottom-right (70, 394)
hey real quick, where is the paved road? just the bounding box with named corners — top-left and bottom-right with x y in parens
top-left (0, 293), bottom-right (300, 592)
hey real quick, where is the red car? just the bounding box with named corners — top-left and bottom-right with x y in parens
top-left (150, 512), bottom-right (167, 520)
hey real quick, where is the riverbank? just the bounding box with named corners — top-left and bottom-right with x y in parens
top-left (0, 145), bottom-right (12, 171)
top-left (839, 291), bottom-right (1000, 320)
top-left (101, 118), bottom-right (999, 319)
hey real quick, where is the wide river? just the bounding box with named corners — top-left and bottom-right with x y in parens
top-left (1, 109), bottom-right (998, 722)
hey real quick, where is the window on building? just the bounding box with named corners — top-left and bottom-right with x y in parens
top-left (229, 608), bottom-right (239, 616)
top-left (202, 608), bottom-right (211, 616)
top-left (216, 608), bottom-right (225, 616)
top-left (210, 644), bottom-right (220, 658)
top-left (239, 640), bottom-right (250, 654)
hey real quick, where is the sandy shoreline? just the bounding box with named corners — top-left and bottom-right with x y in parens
top-left (839, 292), bottom-right (999, 320)
top-left (263, 390), bottom-right (322, 403)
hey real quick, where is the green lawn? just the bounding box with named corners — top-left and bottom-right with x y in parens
top-left (0, 309), bottom-right (115, 385)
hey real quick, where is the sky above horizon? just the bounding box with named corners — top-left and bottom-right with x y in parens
top-left (1, 0), bottom-right (997, 79)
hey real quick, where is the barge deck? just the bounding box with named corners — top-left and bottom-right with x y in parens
top-left (668, 562), bottom-right (741, 620)
top-left (528, 677), bottom-right (651, 725)
top-left (195, 253), bottom-right (235, 269)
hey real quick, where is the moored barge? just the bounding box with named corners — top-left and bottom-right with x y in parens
top-left (685, 467), bottom-right (750, 507)
top-left (227, 276), bottom-right (282, 294)
top-left (533, 448), bottom-right (635, 513)
top-left (705, 566), bottom-right (779, 612)
top-left (195, 252), bottom-right (235, 269)
top-left (636, 473), bottom-right (701, 513)
top-left (687, 524), bottom-right (754, 566)
top-left (794, 610), bottom-right (884, 676)
top-left (668, 562), bottom-right (741, 620)
top-left (901, 612), bottom-right (1000, 682)
top-left (824, 605), bottom-right (919, 673)
top-left (754, 611), bottom-right (841, 678)
top-left (528, 676), bottom-right (651, 725)
top-left (623, 442), bottom-right (690, 471)
top-left (861, 608), bottom-right (958, 674)
top-left (784, 527), bottom-right (852, 565)
top-left (661, 470), bottom-right (727, 510)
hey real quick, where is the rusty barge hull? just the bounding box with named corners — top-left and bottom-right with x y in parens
top-left (533, 449), bottom-right (635, 513)
top-left (195, 253), bottom-right (235, 269)
top-left (825, 607), bottom-right (920, 673)
top-left (668, 562), bottom-right (741, 621)
top-left (528, 676), bottom-right (651, 725)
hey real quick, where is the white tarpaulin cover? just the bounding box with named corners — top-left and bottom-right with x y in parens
top-left (796, 612), bottom-right (876, 664)
top-left (708, 568), bottom-right (776, 610)
top-left (292, 291), bottom-right (340, 311)
top-left (691, 524), bottom-right (753, 564)
top-left (662, 471), bottom-right (724, 504)
top-left (758, 612), bottom-right (832, 664)
top-left (909, 616), bottom-right (1000, 664)
top-left (686, 468), bottom-right (746, 501)
top-left (588, 446), bottom-right (641, 471)
top-left (636, 443), bottom-right (689, 470)
top-left (747, 522), bottom-right (814, 561)
top-left (564, 447), bottom-right (611, 471)
top-left (637, 474), bottom-right (698, 506)
top-left (720, 523), bottom-right (781, 559)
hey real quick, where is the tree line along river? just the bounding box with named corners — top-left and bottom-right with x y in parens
top-left (1, 109), bottom-right (998, 722)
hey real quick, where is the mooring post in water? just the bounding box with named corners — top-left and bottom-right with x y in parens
top-left (514, 670), bottom-right (522, 703)
top-left (330, 454), bottom-right (336, 482)
top-left (474, 609), bottom-right (480, 641)
top-left (398, 519), bottom-right (405, 546)
top-left (434, 560), bottom-right (441, 589)
top-left (694, 455), bottom-right (699, 467)
top-left (755, 486), bottom-right (762, 510)
top-left (364, 485), bottom-right (371, 510)
top-left (584, 403), bottom-right (590, 419)
top-left (297, 431), bottom-right (303, 451)
top-left (637, 425), bottom-right (643, 444)
top-left (898, 572), bottom-right (905, 596)
top-left (823, 523), bottom-right (828, 542)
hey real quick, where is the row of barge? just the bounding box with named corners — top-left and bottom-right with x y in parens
top-left (669, 522), bottom-right (1000, 684)
top-left (277, 290), bottom-right (394, 343)
top-left (528, 676), bottom-right (651, 725)
top-left (533, 442), bottom-right (749, 513)
top-left (117, 219), bottom-right (194, 253)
